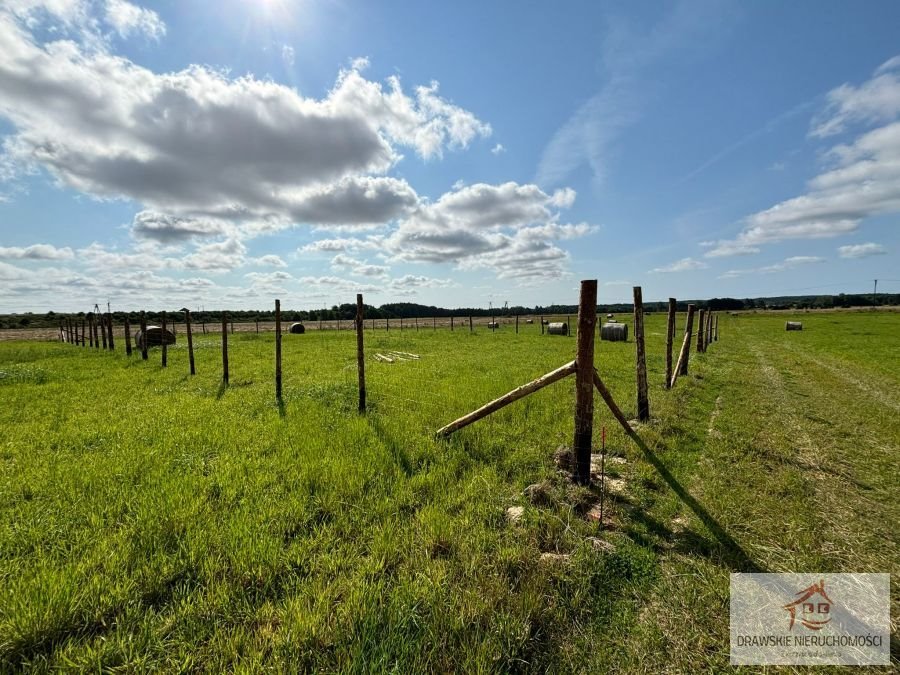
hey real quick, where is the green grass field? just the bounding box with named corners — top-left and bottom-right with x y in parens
top-left (1, 311), bottom-right (897, 672)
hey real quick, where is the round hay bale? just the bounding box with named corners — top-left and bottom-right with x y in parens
top-left (525, 319), bottom-right (534, 324)
top-left (606, 313), bottom-right (614, 319)
top-left (487, 321), bottom-right (500, 329)
top-left (547, 322), bottom-right (568, 336)
top-left (289, 323), bottom-right (306, 334)
top-left (785, 321), bottom-right (803, 331)
top-left (134, 325), bottom-right (175, 349)
top-left (600, 322), bottom-right (628, 342)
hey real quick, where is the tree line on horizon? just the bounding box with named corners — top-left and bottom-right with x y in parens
top-left (1, 292), bottom-right (897, 329)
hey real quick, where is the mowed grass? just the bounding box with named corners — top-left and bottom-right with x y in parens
top-left (0, 312), bottom-right (897, 672)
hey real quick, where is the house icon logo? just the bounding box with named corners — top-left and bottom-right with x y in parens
top-left (783, 580), bottom-right (832, 630)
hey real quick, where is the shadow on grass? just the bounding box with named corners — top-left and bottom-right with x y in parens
top-left (367, 414), bottom-right (414, 477)
top-left (216, 380), bottom-right (228, 399)
top-left (627, 431), bottom-right (766, 574)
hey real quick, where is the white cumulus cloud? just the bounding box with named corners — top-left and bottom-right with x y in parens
top-left (837, 242), bottom-right (888, 259)
top-left (648, 257), bottom-right (708, 273)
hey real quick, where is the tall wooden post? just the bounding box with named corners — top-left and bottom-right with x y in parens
top-left (100, 315), bottom-right (108, 349)
top-left (80, 320), bottom-right (85, 346)
top-left (633, 286), bottom-right (649, 421)
top-left (106, 313), bottom-right (114, 350)
top-left (140, 311), bottom-right (148, 360)
top-left (450, 316), bottom-right (454, 331)
top-left (124, 318), bottom-right (132, 356)
top-left (94, 315), bottom-right (100, 349)
top-left (161, 311), bottom-right (167, 367)
top-left (222, 312), bottom-right (229, 385)
top-left (275, 300), bottom-right (282, 400)
top-left (706, 311), bottom-right (713, 349)
top-left (230, 320), bottom-right (234, 335)
top-left (386, 317), bottom-right (389, 332)
top-left (567, 315), bottom-right (571, 336)
top-left (696, 309), bottom-right (706, 353)
top-left (433, 316), bottom-right (436, 331)
top-left (714, 314), bottom-right (719, 341)
top-left (573, 280), bottom-right (598, 485)
top-left (665, 298), bottom-right (676, 389)
top-left (356, 294), bottom-right (366, 413)
top-left (469, 316), bottom-right (473, 332)
top-left (515, 314), bottom-right (519, 334)
top-left (674, 304), bottom-right (696, 380)
top-left (185, 309), bottom-right (195, 375)
top-left (400, 317), bottom-right (403, 332)
top-left (415, 316), bottom-right (418, 332)
top-left (85, 316), bottom-right (91, 347)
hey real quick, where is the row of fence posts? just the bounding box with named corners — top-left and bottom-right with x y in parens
top-left (57, 294), bottom-right (720, 428)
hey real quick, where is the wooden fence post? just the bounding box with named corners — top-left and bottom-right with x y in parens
top-left (100, 315), bottom-right (108, 349)
top-left (356, 294), bottom-right (366, 413)
top-left (386, 317), bottom-right (389, 332)
top-left (222, 312), bottom-right (229, 385)
top-left (665, 298), bottom-right (676, 389)
top-left (573, 280), bottom-right (598, 485)
top-left (435, 360), bottom-right (576, 437)
top-left (256, 317), bottom-right (259, 334)
top-left (633, 286), bottom-right (649, 421)
top-left (230, 320), bottom-right (234, 335)
top-left (433, 316), bottom-right (436, 331)
top-left (124, 317), bottom-right (132, 356)
top-left (106, 313), bottom-right (114, 350)
top-left (94, 315), bottom-right (100, 349)
top-left (161, 311), bottom-right (167, 367)
top-left (706, 311), bottom-right (713, 349)
top-left (185, 309), bottom-right (195, 375)
top-left (415, 316), bottom-right (418, 332)
top-left (672, 304), bottom-right (696, 383)
top-left (515, 314), bottom-right (519, 334)
top-left (80, 320), bottom-right (85, 346)
top-left (696, 308), bottom-right (706, 353)
top-left (275, 299), bottom-right (282, 400)
top-left (714, 313), bottom-right (719, 341)
top-left (451, 315), bottom-right (454, 331)
top-left (567, 315), bottom-right (571, 336)
top-left (202, 320), bottom-right (206, 334)
top-left (140, 311), bottom-right (148, 360)
top-left (469, 316), bottom-right (473, 332)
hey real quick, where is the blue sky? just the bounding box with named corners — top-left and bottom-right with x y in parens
top-left (0, 0), bottom-right (898, 312)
